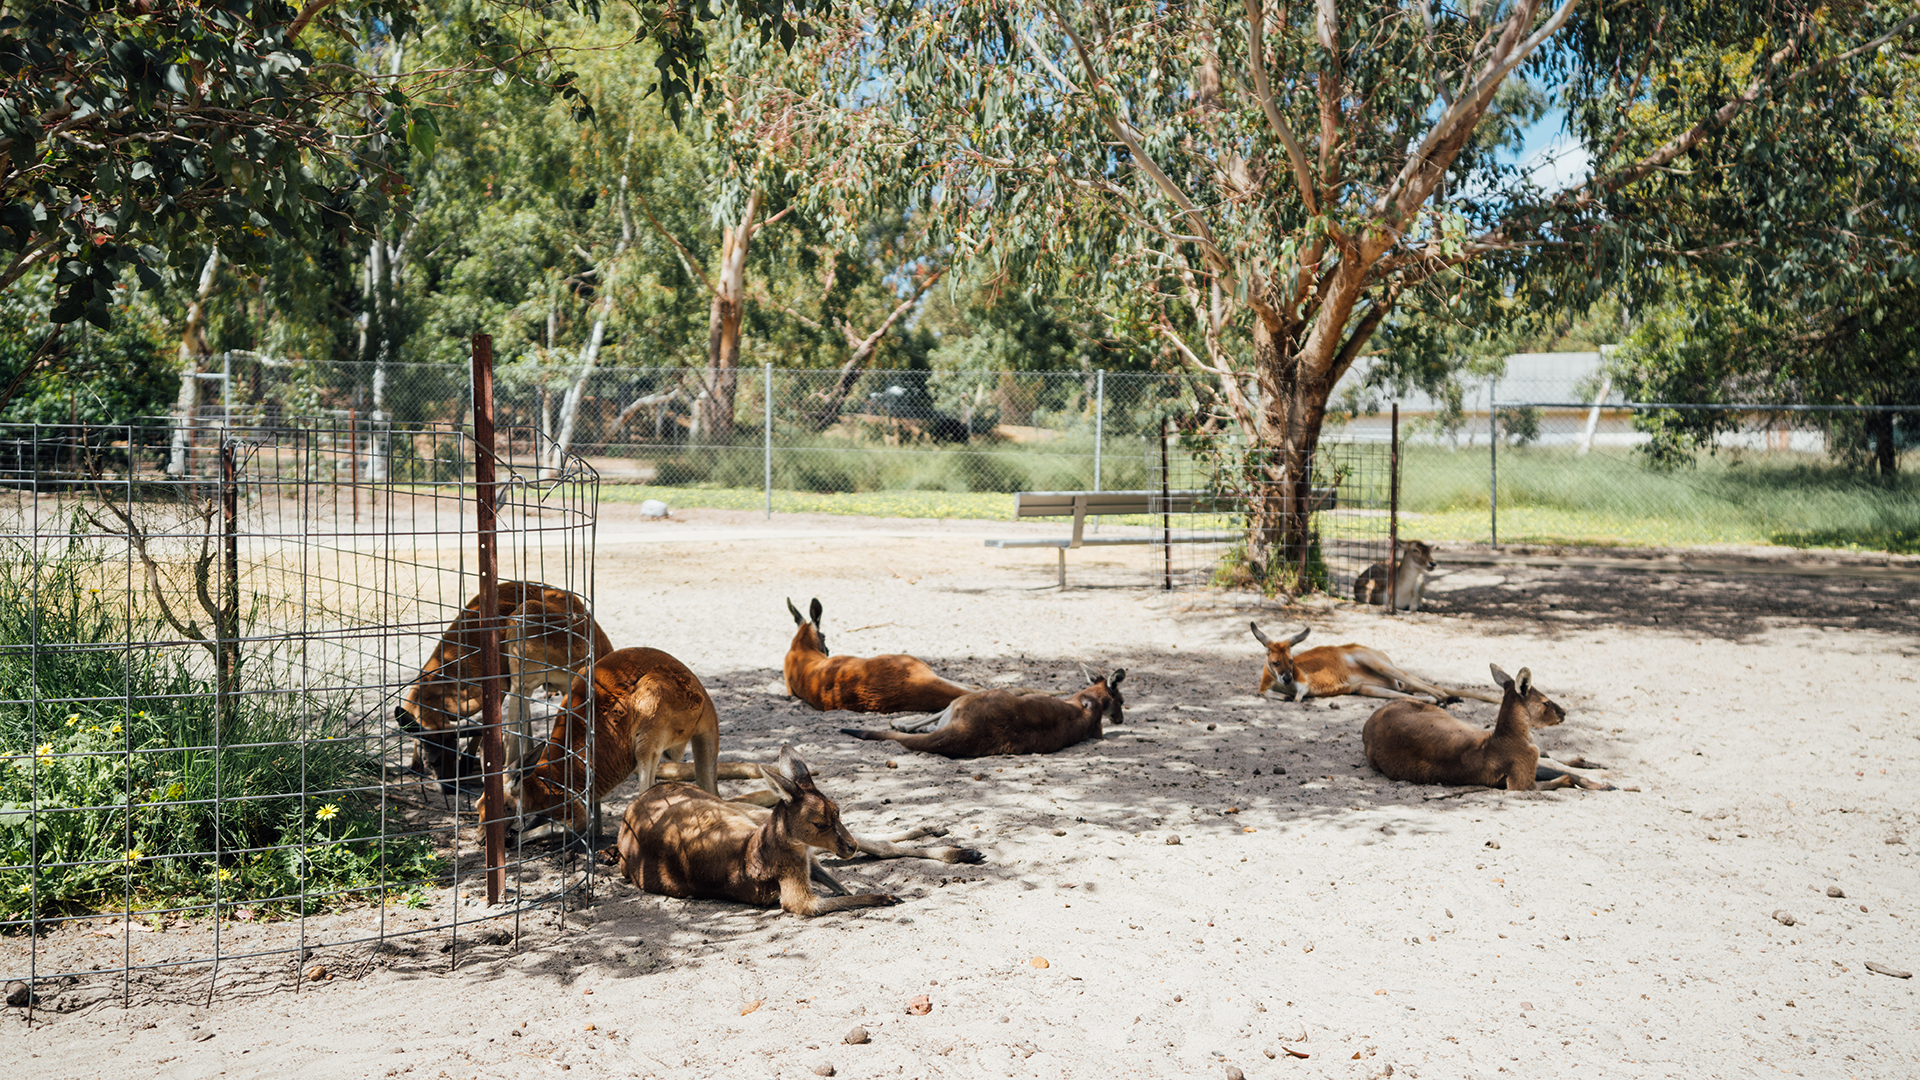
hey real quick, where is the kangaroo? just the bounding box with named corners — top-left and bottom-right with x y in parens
top-left (482, 646), bottom-right (719, 839)
top-left (841, 670), bottom-right (1124, 758)
top-left (616, 746), bottom-right (902, 916)
top-left (1354, 539), bottom-right (1437, 612)
top-left (1361, 663), bottom-right (1613, 790)
top-left (395, 582), bottom-right (610, 788)
top-left (1251, 623), bottom-right (1502, 703)
top-left (783, 597), bottom-right (972, 713)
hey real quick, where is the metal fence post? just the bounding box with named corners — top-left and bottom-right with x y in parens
top-left (764, 362), bottom-right (773, 520)
top-left (471, 333), bottom-right (506, 907)
top-left (1160, 416), bottom-right (1171, 592)
top-left (1489, 379), bottom-right (1499, 547)
top-left (1093, 370), bottom-right (1105, 492)
top-left (1389, 403), bottom-right (1399, 615)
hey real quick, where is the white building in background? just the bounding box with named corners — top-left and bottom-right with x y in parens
top-left (1331, 350), bottom-right (1827, 453)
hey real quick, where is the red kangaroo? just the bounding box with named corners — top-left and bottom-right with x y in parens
top-left (783, 597), bottom-right (971, 713)
top-left (1250, 623), bottom-right (1502, 704)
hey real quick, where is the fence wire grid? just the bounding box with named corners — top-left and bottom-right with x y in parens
top-left (1, 414), bottom-right (599, 1013)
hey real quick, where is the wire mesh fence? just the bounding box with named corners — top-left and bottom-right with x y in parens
top-left (0, 410), bottom-right (599, 1011)
top-left (1151, 432), bottom-right (1396, 598)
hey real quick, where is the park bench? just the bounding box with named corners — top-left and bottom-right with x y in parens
top-left (985, 487), bottom-right (1336, 587)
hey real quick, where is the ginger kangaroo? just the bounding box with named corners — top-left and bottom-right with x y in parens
top-left (783, 597), bottom-right (971, 713)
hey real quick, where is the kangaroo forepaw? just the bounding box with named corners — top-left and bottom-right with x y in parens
top-left (941, 847), bottom-right (985, 864)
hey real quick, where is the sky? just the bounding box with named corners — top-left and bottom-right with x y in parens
top-left (1509, 109), bottom-right (1593, 193)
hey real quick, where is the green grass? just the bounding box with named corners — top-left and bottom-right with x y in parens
top-left (1399, 444), bottom-right (1920, 553)
top-left (603, 440), bottom-right (1920, 555)
top-left (0, 544), bottom-right (439, 924)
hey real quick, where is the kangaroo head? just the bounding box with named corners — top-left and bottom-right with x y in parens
top-left (1075, 668), bottom-right (1127, 725)
top-left (764, 745), bottom-right (858, 858)
top-left (1250, 622), bottom-right (1313, 699)
top-left (1401, 539), bottom-right (1437, 572)
top-left (787, 597), bottom-right (829, 656)
top-left (1490, 663), bottom-right (1565, 730)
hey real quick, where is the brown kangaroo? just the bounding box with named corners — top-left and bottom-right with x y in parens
top-left (1250, 623), bottom-right (1502, 704)
top-left (482, 646), bottom-right (719, 838)
top-left (1354, 539), bottom-right (1437, 611)
top-left (395, 581), bottom-right (611, 788)
top-left (1362, 663), bottom-right (1612, 790)
top-left (783, 598), bottom-right (972, 713)
top-left (617, 746), bottom-right (902, 917)
top-left (841, 670), bottom-right (1124, 758)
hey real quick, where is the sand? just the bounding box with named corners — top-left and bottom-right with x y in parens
top-left (4, 504), bottom-right (1917, 1079)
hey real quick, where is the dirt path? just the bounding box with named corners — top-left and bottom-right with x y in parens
top-left (6, 506), bottom-right (1918, 1078)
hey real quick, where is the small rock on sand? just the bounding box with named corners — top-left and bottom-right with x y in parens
top-left (305, 965), bottom-right (329, 982)
top-left (1224, 1066), bottom-right (1245, 1080)
top-left (813, 1061), bottom-right (836, 1076)
top-left (1030, 956), bottom-right (1050, 969)
top-left (907, 995), bottom-right (932, 1015)
top-left (1771, 910), bottom-right (1796, 926)
top-left (1864, 961), bottom-right (1911, 979)
top-left (844, 1026), bottom-right (869, 1044)
top-left (5, 980), bottom-right (34, 1007)
top-left (1827, 885), bottom-right (1846, 898)
top-left (1166, 835), bottom-right (1182, 846)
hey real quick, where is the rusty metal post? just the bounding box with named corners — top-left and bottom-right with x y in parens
top-left (349, 409), bottom-right (359, 525)
top-left (1388, 403), bottom-right (1399, 616)
top-left (1160, 417), bottom-right (1172, 591)
top-left (471, 334), bottom-right (506, 906)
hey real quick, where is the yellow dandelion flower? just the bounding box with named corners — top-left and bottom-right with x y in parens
top-left (315, 804), bottom-right (340, 822)
top-left (217, 869), bottom-right (233, 882)
top-left (35, 744), bottom-right (52, 760)
top-left (13, 884), bottom-right (29, 895)
top-left (112, 724), bottom-right (122, 734)
top-left (65, 714), bottom-right (79, 726)
top-left (125, 849), bottom-right (142, 863)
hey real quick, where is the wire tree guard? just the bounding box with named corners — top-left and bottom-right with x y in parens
top-left (0, 344), bottom-right (599, 1014)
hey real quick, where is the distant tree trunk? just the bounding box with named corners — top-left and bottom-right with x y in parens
top-left (547, 175), bottom-right (634, 475)
top-left (169, 246), bottom-right (221, 477)
top-left (1873, 404), bottom-right (1898, 479)
top-left (808, 266), bottom-right (945, 430)
top-left (697, 189), bottom-right (772, 441)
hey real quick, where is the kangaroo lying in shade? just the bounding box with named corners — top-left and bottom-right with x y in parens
top-left (842, 670), bottom-right (1125, 758)
top-left (1362, 664), bottom-right (1614, 791)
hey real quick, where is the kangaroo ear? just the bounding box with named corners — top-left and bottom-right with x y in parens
top-left (1489, 663), bottom-right (1513, 691)
top-left (1285, 625), bottom-right (1311, 646)
top-left (1108, 668), bottom-right (1125, 690)
top-left (778, 743), bottom-right (815, 787)
top-left (1249, 622), bottom-right (1272, 647)
top-left (1516, 667), bottom-right (1532, 696)
top-left (809, 598), bottom-right (823, 626)
top-left (787, 598), bottom-right (804, 626)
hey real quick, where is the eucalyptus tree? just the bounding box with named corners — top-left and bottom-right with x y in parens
top-left (822, 0), bottom-right (1920, 580)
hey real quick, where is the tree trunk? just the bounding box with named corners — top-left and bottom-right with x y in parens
top-left (1873, 407), bottom-right (1898, 479)
top-left (696, 189), bottom-right (762, 442)
top-left (168, 247), bottom-right (221, 476)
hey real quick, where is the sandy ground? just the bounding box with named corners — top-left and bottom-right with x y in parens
top-left (5, 504), bottom-right (1919, 1079)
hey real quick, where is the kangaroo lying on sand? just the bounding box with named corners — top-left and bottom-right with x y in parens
top-left (842, 670), bottom-right (1125, 758)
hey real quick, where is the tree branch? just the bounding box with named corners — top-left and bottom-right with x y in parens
top-left (1241, 0), bottom-right (1319, 215)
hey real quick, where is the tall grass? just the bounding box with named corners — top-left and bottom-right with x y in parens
top-left (0, 544), bottom-right (437, 924)
top-left (1401, 444), bottom-right (1920, 552)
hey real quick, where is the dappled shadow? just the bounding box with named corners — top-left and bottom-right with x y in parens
top-left (1422, 562), bottom-right (1920, 641)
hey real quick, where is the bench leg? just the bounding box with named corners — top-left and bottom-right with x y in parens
top-left (1057, 547), bottom-right (1066, 588)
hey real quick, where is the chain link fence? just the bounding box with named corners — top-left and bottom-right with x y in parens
top-left (191, 354), bottom-right (1917, 560)
top-left (1, 412), bottom-right (599, 1011)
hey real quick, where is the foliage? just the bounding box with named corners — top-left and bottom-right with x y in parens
top-left (0, 544), bottom-right (438, 923)
top-left (0, 273), bottom-right (176, 424)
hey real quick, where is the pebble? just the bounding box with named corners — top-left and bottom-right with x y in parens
top-left (584, 1023), bottom-right (596, 1032)
top-left (305, 965), bottom-right (329, 982)
top-left (1828, 885), bottom-right (1846, 898)
top-left (1052, 829), bottom-right (1066, 836)
top-left (1030, 956), bottom-right (1050, 969)
top-left (885, 760), bottom-right (898, 769)
top-left (1264, 1048), bottom-right (1277, 1059)
top-left (5, 980), bottom-right (34, 1007)
top-left (813, 1062), bottom-right (836, 1077)
top-left (1166, 835), bottom-right (1182, 846)
top-left (972, 773), bottom-right (986, 781)
top-left (1771, 910), bottom-right (1797, 926)
top-left (844, 1026), bottom-right (869, 1045)
top-left (1224, 1066), bottom-right (1244, 1080)
top-left (907, 994), bottom-right (932, 1015)
top-left (1864, 961), bottom-right (1912, 979)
